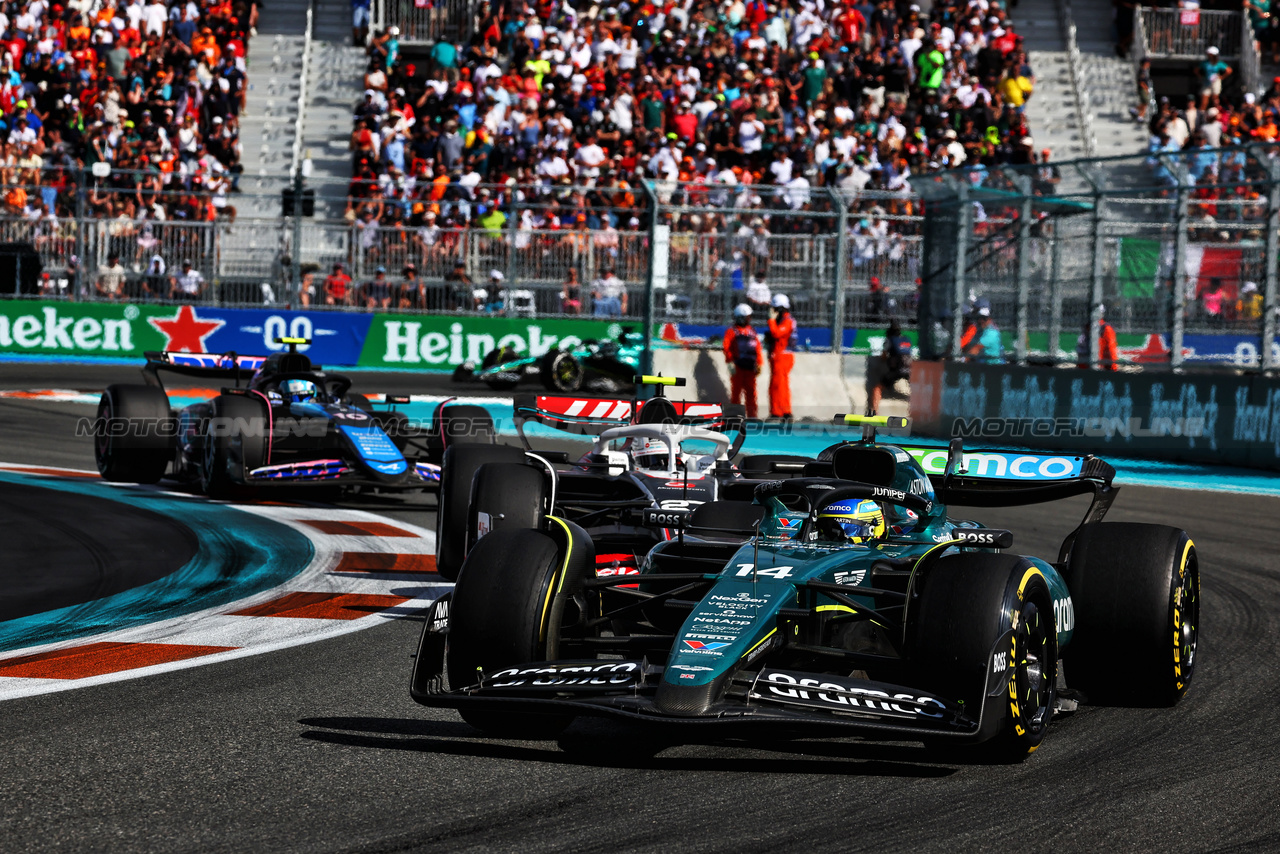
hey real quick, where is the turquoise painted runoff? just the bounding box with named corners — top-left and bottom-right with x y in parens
top-left (0, 472), bottom-right (314, 652)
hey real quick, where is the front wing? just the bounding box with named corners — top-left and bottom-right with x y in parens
top-left (410, 598), bottom-right (1001, 739)
top-left (243, 459), bottom-right (441, 489)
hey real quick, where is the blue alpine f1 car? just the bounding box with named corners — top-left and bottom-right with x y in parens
top-left (410, 418), bottom-right (1200, 761)
top-left (93, 339), bottom-right (492, 498)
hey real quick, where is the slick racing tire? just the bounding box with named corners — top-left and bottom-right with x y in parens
top-left (480, 346), bottom-right (522, 391)
top-left (438, 404), bottom-right (494, 446)
top-left (95, 384), bottom-right (175, 484)
top-left (540, 349), bottom-right (584, 393)
top-left (447, 528), bottom-right (575, 738)
top-left (467, 462), bottom-right (547, 555)
top-left (199, 394), bottom-right (269, 500)
top-left (1064, 523), bottom-right (1199, 706)
top-left (435, 443), bottom-right (525, 581)
top-left (912, 553), bottom-right (1058, 763)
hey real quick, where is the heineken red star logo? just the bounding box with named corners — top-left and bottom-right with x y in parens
top-left (148, 305), bottom-right (225, 353)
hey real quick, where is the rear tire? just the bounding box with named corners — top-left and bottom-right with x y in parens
top-left (541, 350), bottom-right (584, 392)
top-left (1064, 523), bottom-right (1199, 706)
top-left (94, 384), bottom-right (174, 484)
top-left (467, 462), bottom-right (547, 555)
top-left (435, 443), bottom-right (526, 580)
top-left (447, 529), bottom-right (575, 737)
top-left (481, 346), bottom-right (522, 391)
top-left (199, 395), bottom-right (269, 500)
top-left (438, 404), bottom-right (494, 446)
top-left (912, 553), bottom-right (1058, 762)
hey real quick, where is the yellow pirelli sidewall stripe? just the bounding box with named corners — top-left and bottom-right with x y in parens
top-left (539, 516), bottom-right (575, 643)
top-left (1174, 538), bottom-right (1194, 687)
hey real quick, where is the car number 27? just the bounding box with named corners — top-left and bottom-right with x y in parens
top-left (659, 500), bottom-right (703, 511)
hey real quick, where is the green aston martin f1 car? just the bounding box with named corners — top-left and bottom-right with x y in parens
top-left (410, 418), bottom-right (1199, 761)
top-left (452, 329), bottom-right (644, 392)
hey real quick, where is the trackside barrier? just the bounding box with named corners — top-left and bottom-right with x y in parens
top-left (909, 360), bottom-right (1280, 471)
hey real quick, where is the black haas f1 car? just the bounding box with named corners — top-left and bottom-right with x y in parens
top-left (412, 419), bottom-right (1200, 761)
top-left (93, 338), bottom-right (495, 498)
top-left (434, 376), bottom-right (808, 580)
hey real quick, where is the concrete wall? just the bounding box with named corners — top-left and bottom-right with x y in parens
top-left (652, 347), bottom-right (908, 420)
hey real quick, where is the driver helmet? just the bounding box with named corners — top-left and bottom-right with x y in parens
top-left (817, 499), bottom-right (885, 543)
top-left (283, 378), bottom-right (317, 403)
top-left (633, 437), bottom-right (671, 471)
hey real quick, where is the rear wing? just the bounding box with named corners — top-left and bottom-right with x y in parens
top-left (141, 351), bottom-right (270, 389)
top-left (894, 444), bottom-right (1116, 506)
top-left (512, 394), bottom-right (733, 437)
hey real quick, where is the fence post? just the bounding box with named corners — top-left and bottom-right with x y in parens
top-left (1088, 200), bottom-right (1105, 368)
top-left (1171, 182), bottom-right (1189, 370)
top-left (289, 171), bottom-right (303, 307)
top-left (640, 180), bottom-right (659, 376)
top-left (1262, 157), bottom-right (1280, 371)
top-left (208, 220), bottom-right (220, 305)
top-left (1011, 172), bottom-right (1034, 365)
top-left (74, 167), bottom-right (88, 301)
top-left (1047, 218), bottom-right (1063, 362)
top-left (506, 189), bottom-right (518, 299)
top-left (831, 194), bottom-right (847, 354)
top-left (949, 183), bottom-right (970, 360)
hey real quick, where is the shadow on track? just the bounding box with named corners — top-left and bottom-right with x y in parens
top-left (297, 716), bottom-right (958, 778)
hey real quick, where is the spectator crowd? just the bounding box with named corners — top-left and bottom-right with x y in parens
top-left (0, 0), bottom-right (260, 299)
top-left (342, 0), bottom-right (1045, 308)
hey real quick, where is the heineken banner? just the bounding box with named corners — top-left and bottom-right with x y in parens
top-left (0, 301), bottom-right (374, 364)
top-left (361, 314), bottom-right (624, 368)
top-left (0, 301), bottom-right (627, 369)
top-left (1, 300), bottom-right (1277, 371)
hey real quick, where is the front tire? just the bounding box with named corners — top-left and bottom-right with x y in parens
top-left (467, 462), bottom-right (547, 555)
top-left (447, 529), bottom-right (575, 737)
top-left (912, 553), bottom-right (1058, 762)
top-left (434, 443), bottom-right (526, 580)
top-left (1064, 523), bottom-right (1200, 706)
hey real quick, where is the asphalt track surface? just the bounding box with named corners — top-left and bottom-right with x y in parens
top-left (0, 479), bottom-right (196, 622)
top-left (1, 364), bottom-right (1278, 852)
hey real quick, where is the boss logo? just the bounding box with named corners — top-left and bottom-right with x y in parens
top-left (643, 508), bottom-right (690, 528)
top-left (954, 529), bottom-right (1014, 548)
